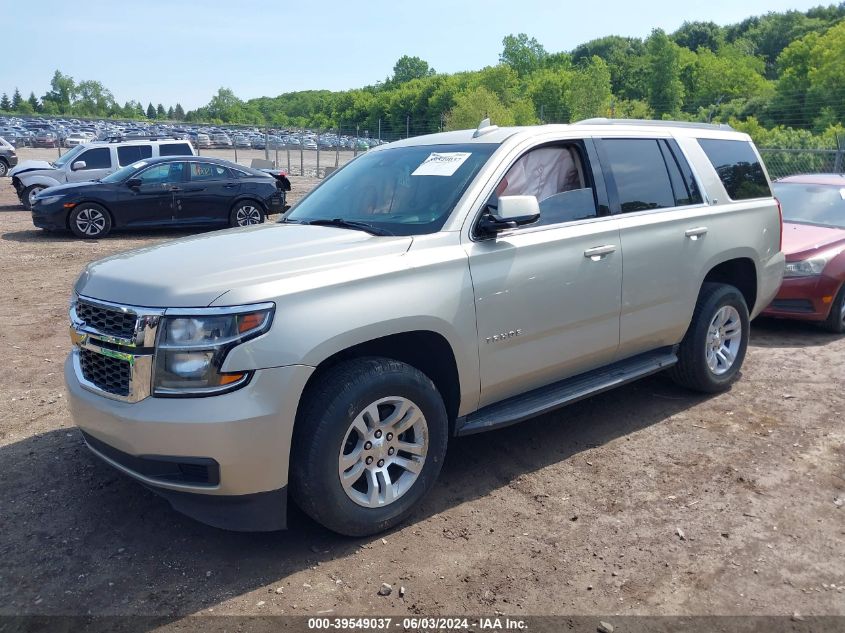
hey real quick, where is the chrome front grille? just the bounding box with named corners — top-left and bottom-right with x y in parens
top-left (75, 301), bottom-right (138, 340)
top-left (70, 296), bottom-right (164, 403)
top-left (80, 348), bottom-right (131, 397)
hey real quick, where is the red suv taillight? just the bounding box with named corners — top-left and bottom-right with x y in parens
top-left (775, 197), bottom-right (783, 252)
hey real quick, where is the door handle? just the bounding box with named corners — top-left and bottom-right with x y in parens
top-left (168, 186), bottom-right (182, 192)
top-left (584, 245), bottom-right (617, 260)
top-left (223, 183), bottom-right (237, 189)
top-left (685, 227), bottom-right (708, 240)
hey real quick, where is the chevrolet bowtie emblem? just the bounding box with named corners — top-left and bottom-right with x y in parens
top-left (69, 327), bottom-right (86, 347)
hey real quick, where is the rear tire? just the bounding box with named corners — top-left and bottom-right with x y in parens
top-left (822, 283), bottom-right (845, 334)
top-left (69, 203), bottom-right (112, 239)
top-left (668, 282), bottom-right (749, 393)
top-left (0, 159), bottom-right (8, 177)
top-left (229, 201), bottom-right (265, 227)
top-left (290, 357), bottom-right (448, 536)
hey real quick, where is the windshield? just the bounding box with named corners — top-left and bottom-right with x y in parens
top-left (100, 160), bottom-right (150, 183)
top-left (774, 182), bottom-right (845, 229)
top-left (286, 143), bottom-right (498, 236)
top-left (52, 144), bottom-right (86, 168)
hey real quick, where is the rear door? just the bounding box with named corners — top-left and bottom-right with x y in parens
top-left (66, 146), bottom-right (113, 182)
top-left (115, 162), bottom-right (187, 227)
top-left (176, 162), bottom-right (238, 225)
top-left (594, 137), bottom-right (710, 359)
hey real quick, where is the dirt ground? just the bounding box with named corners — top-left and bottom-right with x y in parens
top-left (0, 170), bottom-right (843, 623)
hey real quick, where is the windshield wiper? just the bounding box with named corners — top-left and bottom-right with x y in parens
top-left (302, 218), bottom-right (394, 236)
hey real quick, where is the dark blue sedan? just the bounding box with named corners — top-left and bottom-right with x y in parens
top-left (31, 156), bottom-right (288, 239)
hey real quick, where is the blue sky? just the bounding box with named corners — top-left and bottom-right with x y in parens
top-left (0, 0), bottom-right (829, 110)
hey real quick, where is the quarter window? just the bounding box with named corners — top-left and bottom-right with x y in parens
top-left (76, 147), bottom-right (111, 170)
top-left (117, 145), bottom-right (153, 166)
top-left (697, 138), bottom-right (771, 200)
top-left (159, 143), bottom-right (192, 157)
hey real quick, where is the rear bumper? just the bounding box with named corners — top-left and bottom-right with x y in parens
top-left (762, 274), bottom-right (843, 322)
top-left (65, 355), bottom-right (314, 530)
top-left (752, 251), bottom-right (786, 319)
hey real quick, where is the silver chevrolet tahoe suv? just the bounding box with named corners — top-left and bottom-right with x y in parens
top-left (65, 119), bottom-right (785, 536)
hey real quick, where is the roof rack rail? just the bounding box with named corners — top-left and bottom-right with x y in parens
top-left (97, 134), bottom-right (186, 143)
top-left (574, 118), bottom-right (734, 131)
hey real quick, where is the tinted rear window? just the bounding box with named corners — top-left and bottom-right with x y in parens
top-left (601, 139), bottom-right (676, 212)
top-left (159, 143), bottom-right (192, 157)
top-left (698, 139), bottom-right (771, 200)
top-left (117, 145), bottom-right (153, 166)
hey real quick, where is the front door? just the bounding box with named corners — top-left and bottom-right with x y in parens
top-left (116, 162), bottom-right (186, 227)
top-left (66, 147), bottom-right (113, 183)
top-left (466, 141), bottom-right (623, 408)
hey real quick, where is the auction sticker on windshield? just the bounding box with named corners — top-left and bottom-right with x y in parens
top-left (412, 152), bottom-right (472, 177)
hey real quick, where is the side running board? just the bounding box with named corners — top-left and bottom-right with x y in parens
top-left (455, 347), bottom-right (678, 436)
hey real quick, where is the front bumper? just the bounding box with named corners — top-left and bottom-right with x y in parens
top-left (31, 199), bottom-right (69, 229)
top-left (65, 355), bottom-right (314, 530)
top-left (761, 274), bottom-right (843, 322)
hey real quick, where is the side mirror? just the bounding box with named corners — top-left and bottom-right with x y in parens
top-left (126, 178), bottom-right (142, 189)
top-left (478, 195), bottom-right (540, 235)
top-left (71, 161), bottom-right (87, 171)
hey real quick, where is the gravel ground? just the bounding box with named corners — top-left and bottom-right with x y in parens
top-left (0, 173), bottom-right (843, 621)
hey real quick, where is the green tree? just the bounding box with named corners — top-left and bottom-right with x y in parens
top-left (11, 88), bottom-right (23, 110)
top-left (174, 103), bottom-right (185, 120)
top-left (75, 80), bottom-right (115, 116)
top-left (167, 106), bottom-right (174, 119)
top-left (27, 92), bottom-right (40, 112)
top-left (156, 103), bottom-right (166, 118)
top-left (499, 33), bottom-right (547, 76)
top-left (42, 70), bottom-right (77, 112)
top-left (571, 35), bottom-right (648, 100)
top-left (671, 21), bottom-right (724, 51)
top-left (569, 56), bottom-right (612, 121)
top-left (390, 55), bottom-right (435, 84)
top-left (146, 102), bottom-right (156, 119)
top-left (645, 29), bottom-right (684, 117)
top-left (526, 67), bottom-right (574, 122)
top-left (444, 86), bottom-right (515, 130)
top-left (0, 93), bottom-right (10, 111)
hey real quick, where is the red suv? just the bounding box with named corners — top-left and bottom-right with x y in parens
top-left (763, 174), bottom-right (845, 333)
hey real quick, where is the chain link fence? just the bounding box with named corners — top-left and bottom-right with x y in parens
top-left (759, 148), bottom-right (844, 180)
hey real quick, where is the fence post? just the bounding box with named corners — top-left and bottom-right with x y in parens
top-left (335, 126), bottom-right (340, 167)
top-left (287, 147), bottom-right (291, 173)
top-left (275, 147), bottom-right (279, 169)
top-left (378, 119), bottom-right (381, 141)
top-left (299, 141), bottom-right (303, 176)
top-left (316, 128), bottom-right (321, 177)
top-left (406, 115), bottom-right (409, 139)
top-left (834, 134), bottom-right (844, 173)
top-left (233, 143), bottom-right (238, 164)
top-left (265, 129), bottom-right (270, 161)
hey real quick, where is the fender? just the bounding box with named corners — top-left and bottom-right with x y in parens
top-left (16, 172), bottom-right (64, 189)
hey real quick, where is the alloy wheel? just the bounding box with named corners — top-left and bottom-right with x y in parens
top-left (74, 207), bottom-right (107, 237)
top-left (338, 396), bottom-right (428, 508)
top-left (28, 187), bottom-right (45, 207)
top-left (235, 205), bottom-right (262, 225)
top-left (705, 305), bottom-right (742, 375)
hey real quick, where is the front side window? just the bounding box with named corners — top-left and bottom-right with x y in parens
top-left (189, 163), bottom-right (230, 181)
top-left (76, 147), bottom-right (111, 170)
top-left (698, 138), bottom-right (771, 200)
top-left (493, 144), bottom-right (598, 226)
top-left (137, 162), bottom-right (185, 185)
top-left (600, 139), bottom-right (676, 213)
top-left (287, 143), bottom-right (498, 236)
top-left (117, 145), bottom-right (153, 166)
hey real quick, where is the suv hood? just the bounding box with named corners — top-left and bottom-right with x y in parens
top-left (9, 160), bottom-right (55, 178)
top-left (782, 221), bottom-right (845, 260)
top-left (75, 223), bottom-right (414, 307)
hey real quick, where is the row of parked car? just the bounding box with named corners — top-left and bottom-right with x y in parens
top-left (0, 115), bottom-right (386, 152)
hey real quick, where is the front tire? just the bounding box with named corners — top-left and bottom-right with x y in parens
top-left (291, 358), bottom-right (448, 536)
top-left (229, 201), bottom-right (265, 227)
top-left (0, 159), bottom-right (8, 177)
top-left (69, 203), bottom-right (112, 239)
top-left (668, 282), bottom-right (749, 393)
top-left (22, 185), bottom-right (46, 210)
top-left (822, 283), bottom-right (845, 334)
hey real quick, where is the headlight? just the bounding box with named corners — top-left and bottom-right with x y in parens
top-left (783, 247), bottom-right (843, 278)
top-left (153, 303), bottom-right (274, 396)
top-left (36, 194), bottom-right (64, 205)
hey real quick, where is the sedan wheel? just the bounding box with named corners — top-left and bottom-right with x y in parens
top-left (24, 185), bottom-right (45, 210)
top-left (69, 204), bottom-right (112, 239)
top-left (230, 203), bottom-right (264, 227)
top-left (0, 161), bottom-right (7, 177)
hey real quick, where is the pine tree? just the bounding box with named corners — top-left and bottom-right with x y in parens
top-left (28, 92), bottom-right (40, 112)
top-left (167, 106), bottom-right (174, 119)
top-left (11, 88), bottom-right (23, 110)
top-left (156, 103), bottom-right (166, 118)
top-left (146, 102), bottom-right (156, 119)
top-left (174, 103), bottom-right (185, 120)
top-left (0, 93), bottom-right (11, 111)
